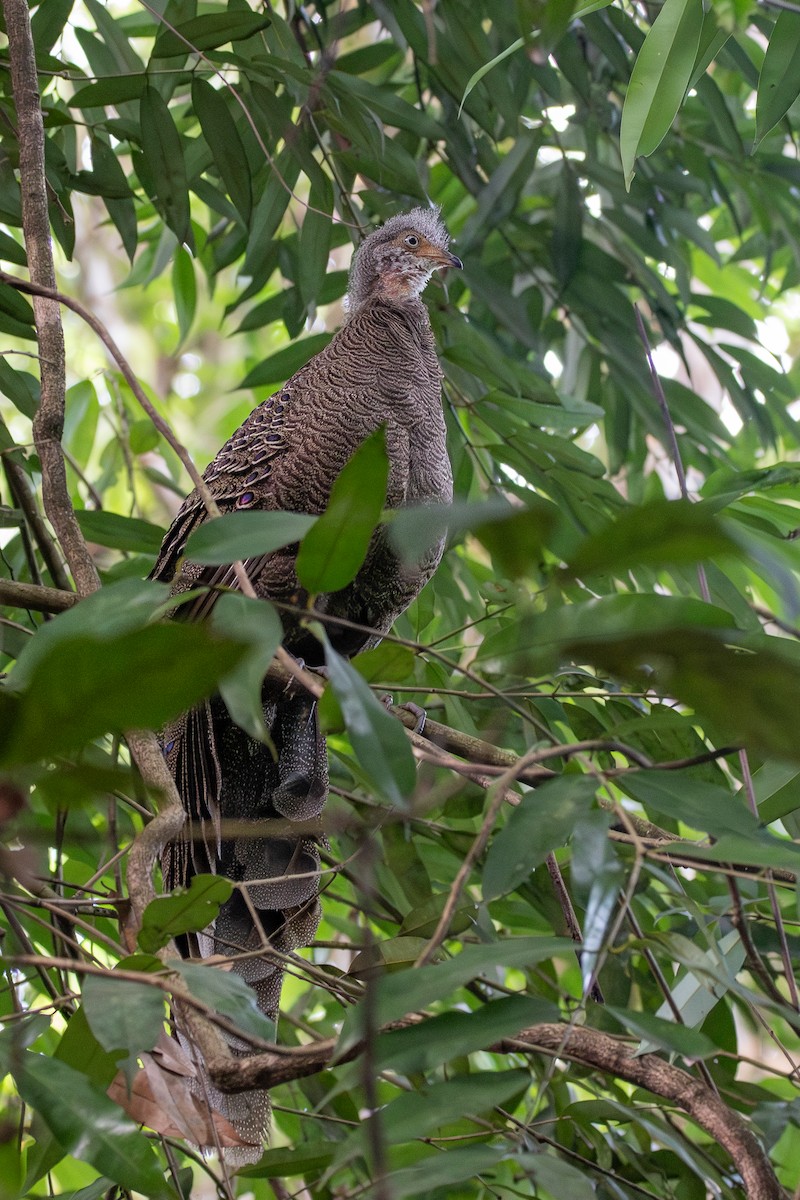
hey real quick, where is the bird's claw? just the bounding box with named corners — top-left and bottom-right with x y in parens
top-left (381, 695), bottom-right (427, 735)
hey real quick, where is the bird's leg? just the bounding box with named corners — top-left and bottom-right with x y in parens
top-left (381, 695), bottom-right (427, 735)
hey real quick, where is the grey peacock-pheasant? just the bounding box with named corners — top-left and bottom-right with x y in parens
top-left (151, 206), bottom-right (461, 1160)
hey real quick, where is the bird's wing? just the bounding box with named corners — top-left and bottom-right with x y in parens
top-left (150, 387), bottom-right (291, 613)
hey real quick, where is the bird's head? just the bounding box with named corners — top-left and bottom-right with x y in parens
top-left (346, 207), bottom-right (462, 310)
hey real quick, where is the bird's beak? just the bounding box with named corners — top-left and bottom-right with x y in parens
top-left (426, 246), bottom-right (463, 270)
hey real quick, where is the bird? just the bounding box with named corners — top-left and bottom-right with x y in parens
top-left (150, 206), bottom-right (461, 1162)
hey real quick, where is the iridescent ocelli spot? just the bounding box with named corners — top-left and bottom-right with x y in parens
top-left (237, 492), bottom-right (255, 508)
top-left (164, 739), bottom-right (175, 754)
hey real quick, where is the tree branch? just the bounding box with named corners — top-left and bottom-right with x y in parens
top-left (3, 0), bottom-right (98, 598)
top-left (205, 1019), bottom-right (786, 1200)
top-left (0, 576), bottom-right (77, 613)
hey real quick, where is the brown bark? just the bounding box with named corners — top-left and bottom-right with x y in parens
top-left (3, 0), bottom-right (98, 598)
top-left (206, 1020), bottom-right (787, 1200)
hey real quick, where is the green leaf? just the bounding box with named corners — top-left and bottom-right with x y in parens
top-left (605, 1005), bottom-right (717, 1059)
top-left (75, 509), bottom-right (166, 555)
top-left (388, 497), bottom-right (516, 565)
top-left (139, 85), bottom-right (191, 245)
top-left (349, 936), bottom-right (430, 978)
top-left (298, 176), bottom-right (333, 306)
top-left (9, 578), bottom-right (168, 690)
top-left (371, 994), bottom-right (556, 1076)
top-left (619, 771), bottom-right (758, 838)
top-left (174, 961), bottom-right (276, 1041)
top-left (337, 937), bottom-right (574, 1056)
top-left (517, 1152), bottom-right (598, 1200)
top-left (240, 1141), bottom-right (335, 1178)
top-left (69, 75), bottom-right (148, 108)
top-left (184, 510), bottom-right (317, 565)
top-left (331, 1070), bottom-right (529, 1175)
top-left (323, 636), bottom-right (416, 805)
top-left (192, 77), bottom-right (252, 224)
top-left (171, 245), bottom-right (196, 347)
top-left (81, 974), bottom-right (164, 1060)
top-left (153, 11), bottom-right (271, 57)
top-left (351, 642), bottom-right (416, 684)
top-left (211, 592), bottom-right (283, 742)
top-left (239, 333), bottom-right (333, 391)
top-left (0, 357), bottom-right (39, 417)
top-left (551, 163), bottom-right (582, 290)
top-left (11, 1053), bottom-right (170, 1197)
top-left (560, 498), bottom-right (741, 580)
top-left (483, 775), bottom-right (598, 901)
top-left (370, 1146), bottom-right (511, 1200)
top-left (620, 0), bottom-right (704, 187)
top-left (755, 11), bottom-right (800, 147)
top-left (472, 500), bottom-right (563, 579)
top-left (138, 874), bottom-right (234, 954)
top-left (296, 428), bottom-right (389, 594)
top-left (644, 929), bottom-right (745, 1050)
top-left (571, 809), bottom-right (622, 997)
top-left (1, 622), bottom-right (246, 766)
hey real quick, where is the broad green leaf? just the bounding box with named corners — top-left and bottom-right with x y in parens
top-left (472, 501), bottom-right (563, 579)
top-left (55, 1006), bottom-right (120, 1089)
top-left (239, 333), bottom-right (332, 391)
top-left (666, 832), bottom-right (800, 873)
top-left (388, 497), bottom-right (521, 565)
top-left (174, 961), bottom-right (276, 1041)
top-left (11, 1053), bottom-right (170, 1197)
top-left (153, 11), bottom-right (271, 57)
top-left (298, 176), bottom-right (333, 306)
top-left (139, 85), bottom-right (191, 245)
top-left (620, 0), bottom-right (704, 187)
top-left (1, 622), bottom-right (246, 766)
top-left (516, 1152), bottom-right (598, 1200)
top-left (371, 994), bottom-right (556, 1076)
top-left (755, 11), bottom-right (800, 147)
top-left (323, 637), bottom-right (416, 805)
top-left (192, 77), bottom-right (252, 223)
top-left (185, 510), bottom-right (317, 565)
top-left (82, 975), bottom-right (164, 1061)
top-left (326, 72), bottom-right (441, 140)
top-left (9, 578), bottom-right (169, 690)
top-left (75, 509), bottom-right (166, 555)
top-left (212, 592), bottom-right (283, 742)
top-left (337, 937), bottom-right (574, 1055)
top-left (349, 936), bottom-right (430, 978)
top-left (138, 874), bottom-right (234, 954)
top-left (483, 775), bottom-right (598, 901)
top-left (619, 771), bottom-right (758, 838)
top-left (241, 1142), bottom-right (335, 1178)
top-left (31, 0), bottom-right (73, 55)
top-left (69, 75), bottom-right (148, 108)
top-left (551, 163), bottom-right (582, 289)
top-left (561, 498), bottom-right (741, 580)
top-left (171, 245), bottom-right (196, 347)
top-left (605, 1005), bottom-right (717, 1059)
top-left (296, 428), bottom-right (389, 594)
top-left (330, 1070), bottom-right (529, 1175)
top-left (368, 1146), bottom-right (510, 1200)
top-left (351, 642), bottom-right (416, 684)
top-left (0, 357), bottom-right (39, 416)
top-left (644, 929), bottom-right (745, 1051)
top-left (571, 809), bottom-right (623, 998)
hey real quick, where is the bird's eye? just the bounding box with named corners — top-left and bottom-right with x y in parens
top-left (404, 234), bottom-right (419, 247)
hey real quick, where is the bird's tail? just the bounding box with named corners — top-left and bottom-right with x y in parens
top-left (162, 691), bottom-right (328, 1163)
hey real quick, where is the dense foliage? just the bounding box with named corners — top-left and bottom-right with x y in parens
top-left (2, 0), bottom-right (800, 1196)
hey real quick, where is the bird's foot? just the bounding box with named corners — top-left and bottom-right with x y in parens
top-left (381, 695), bottom-right (427, 735)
